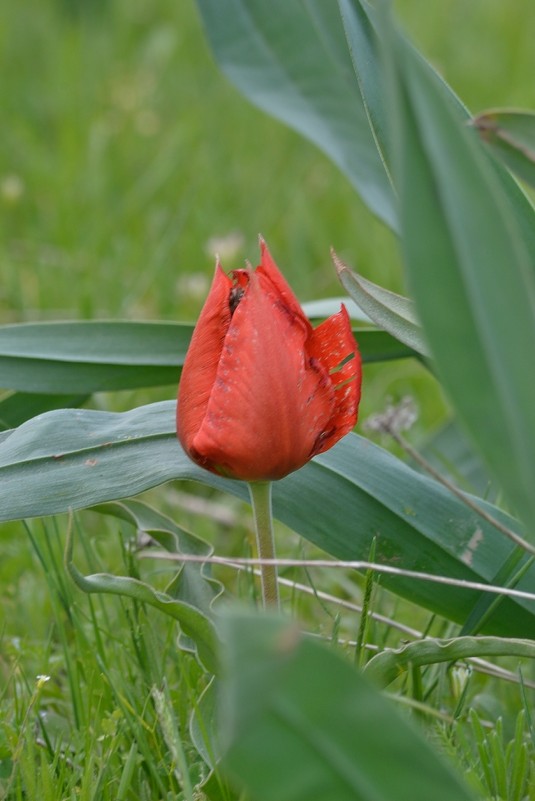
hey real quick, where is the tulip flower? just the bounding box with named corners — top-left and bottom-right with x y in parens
top-left (177, 239), bottom-right (361, 607)
top-left (177, 239), bottom-right (361, 481)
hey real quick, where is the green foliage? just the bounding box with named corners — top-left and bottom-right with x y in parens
top-left (334, 256), bottom-right (429, 357)
top-left (472, 109), bottom-right (535, 188)
top-left (1, 0), bottom-right (535, 798)
top-left (65, 509), bottom-right (220, 674)
top-left (195, 0), bottom-right (397, 229)
top-left (219, 612), bottom-right (478, 801)
top-left (0, 518), bottom-right (210, 799)
top-left (2, 402), bottom-right (535, 638)
top-left (364, 636), bottom-right (535, 689)
top-left (383, 13), bottom-right (535, 533)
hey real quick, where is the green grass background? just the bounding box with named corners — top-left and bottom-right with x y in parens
top-left (1, 0), bottom-right (535, 797)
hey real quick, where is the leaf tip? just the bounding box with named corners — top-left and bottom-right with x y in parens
top-left (331, 247), bottom-right (347, 278)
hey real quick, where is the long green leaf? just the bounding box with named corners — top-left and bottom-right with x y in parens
top-left (91, 499), bottom-right (223, 620)
top-left (0, 321), bottom-right (190, 393)
top-left (0, 391), bottom-right (88, 430)
top-left (1, 401), bottom-right (534, 637)
top-left (472, 108), bottom-right (535, 188)
top-left (333, 254), bottom-right (429, 357)
top-left (351, 328), bottom-right (417, 363)
top-left (65, 520), bottom-right (219, 674)
top-left (0, 318), bottom-right (411, 396)
top-left (338, 0), bottom-right (535, 261)
top-left (219, 612), bottom-right (478, 801)
top-left (337, 0), bottom-right (391, 172)
top-left (384, 23), bottom-right (535, 532)
top-left (195, 0), bottom-right (397, 229)
top-left (364, 635), bottom-right (535, 688)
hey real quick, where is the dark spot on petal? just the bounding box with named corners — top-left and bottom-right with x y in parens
top-left (310, 427), bottom-right (336, 456)
top-left (229, 286), bottom-right (245, 315)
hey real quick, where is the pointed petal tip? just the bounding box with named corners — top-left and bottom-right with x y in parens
top-left (258, 235), bottom-right (270, 262)
top-left (338, 302), bottom-right (351, 322)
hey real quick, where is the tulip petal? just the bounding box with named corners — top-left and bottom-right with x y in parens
top-left (258, 238), bottom-right (312, 328)
top-left (177, 264), bottom-right (232, 454)
top-left (192, 270), bottom-right (335, 480)
top-left (308, 305), bottom-right (362, 454)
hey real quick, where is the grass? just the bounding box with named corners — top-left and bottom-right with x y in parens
top-left (1, 0), bottom-right (535, 798)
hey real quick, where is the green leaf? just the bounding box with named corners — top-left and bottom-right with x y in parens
top-left (0, 318), bottom-right (413, 397)
top-left (364, 635), bottom-right (535, 688)
top-left (0, 321), bottom-right (190, 394)
top-left (333, 254), bottom-right (429, 357)
top-left (305, 298), bottom-right (420, 361)
top-left (0, 391), bottom-right (88, 430)
top-left (65, 518), bottom-right (220, 674)
top-left (472, 109), bottom-right (535, 188)
top-left (91, 499), bottom-right (223, 621)
top-left (190, 678), bottom-right (221, 770)
top-left (195, 0), bottom-right (397, 229)
top-left (302, 297), bottom-right (371, 323)
top-left (352, 328), bottom-right (417, 363)
top-left (338, 0), bottom-right (535, 262)
top-left (1, 401), bottom-right (535, 637)
top-left (385, 24), bottom-right (535, 531)
top-left (337, 0), bottom-right (391, 172)
top-left (219, 612), bottom-right (478, 801)
top-left (417, 418), bottom-right (495, 499)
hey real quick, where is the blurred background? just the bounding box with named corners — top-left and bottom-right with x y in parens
top-left (1, 4), bottom-right (535, 782)
top-left (1, 0), bottom-right (533, 311)
top-left (2, 0), bottom-right (534, 432)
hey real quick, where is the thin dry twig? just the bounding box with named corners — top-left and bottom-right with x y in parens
top-left (141, 549), bottom-right (535, 688)
top-left (139, 551), bottom-right (535, 604)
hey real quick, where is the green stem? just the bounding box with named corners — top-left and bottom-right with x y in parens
top-left (248, 481), bottom-right (279, 609)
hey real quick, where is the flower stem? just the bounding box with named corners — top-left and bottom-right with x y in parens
top-left (248, 481), bottom-right (279, 609)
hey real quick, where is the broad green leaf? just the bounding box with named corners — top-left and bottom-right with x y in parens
top-left (364, 635), bottom-right (535, 688)
top-left (0, 319), bottom-right (414, 397)
top-left (0, 391), bottom-right (88, 430)
top-left (338, 0), bottom-right (535, 261)
top-left (219, 612), bottom-right (478, 801)
top-left (333, 254), bottom-right (429, 357)
top-left (195, 0), bottom-right (397, 229)
top-left (0, 321), bottom-right (190, 394)
top-left (1, 401), bottom-right (534, 637)
top-left (385, 25), bottom-right (535, 532)
top-left (459, 547), bottom-right (534, 637)
top-left (472, 109), bottom-right (535, 188)
top-left (65, 521), bottom-right (220, 674)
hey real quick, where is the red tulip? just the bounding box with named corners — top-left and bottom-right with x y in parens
top-left (177, 239), bottom-right (361, 481)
